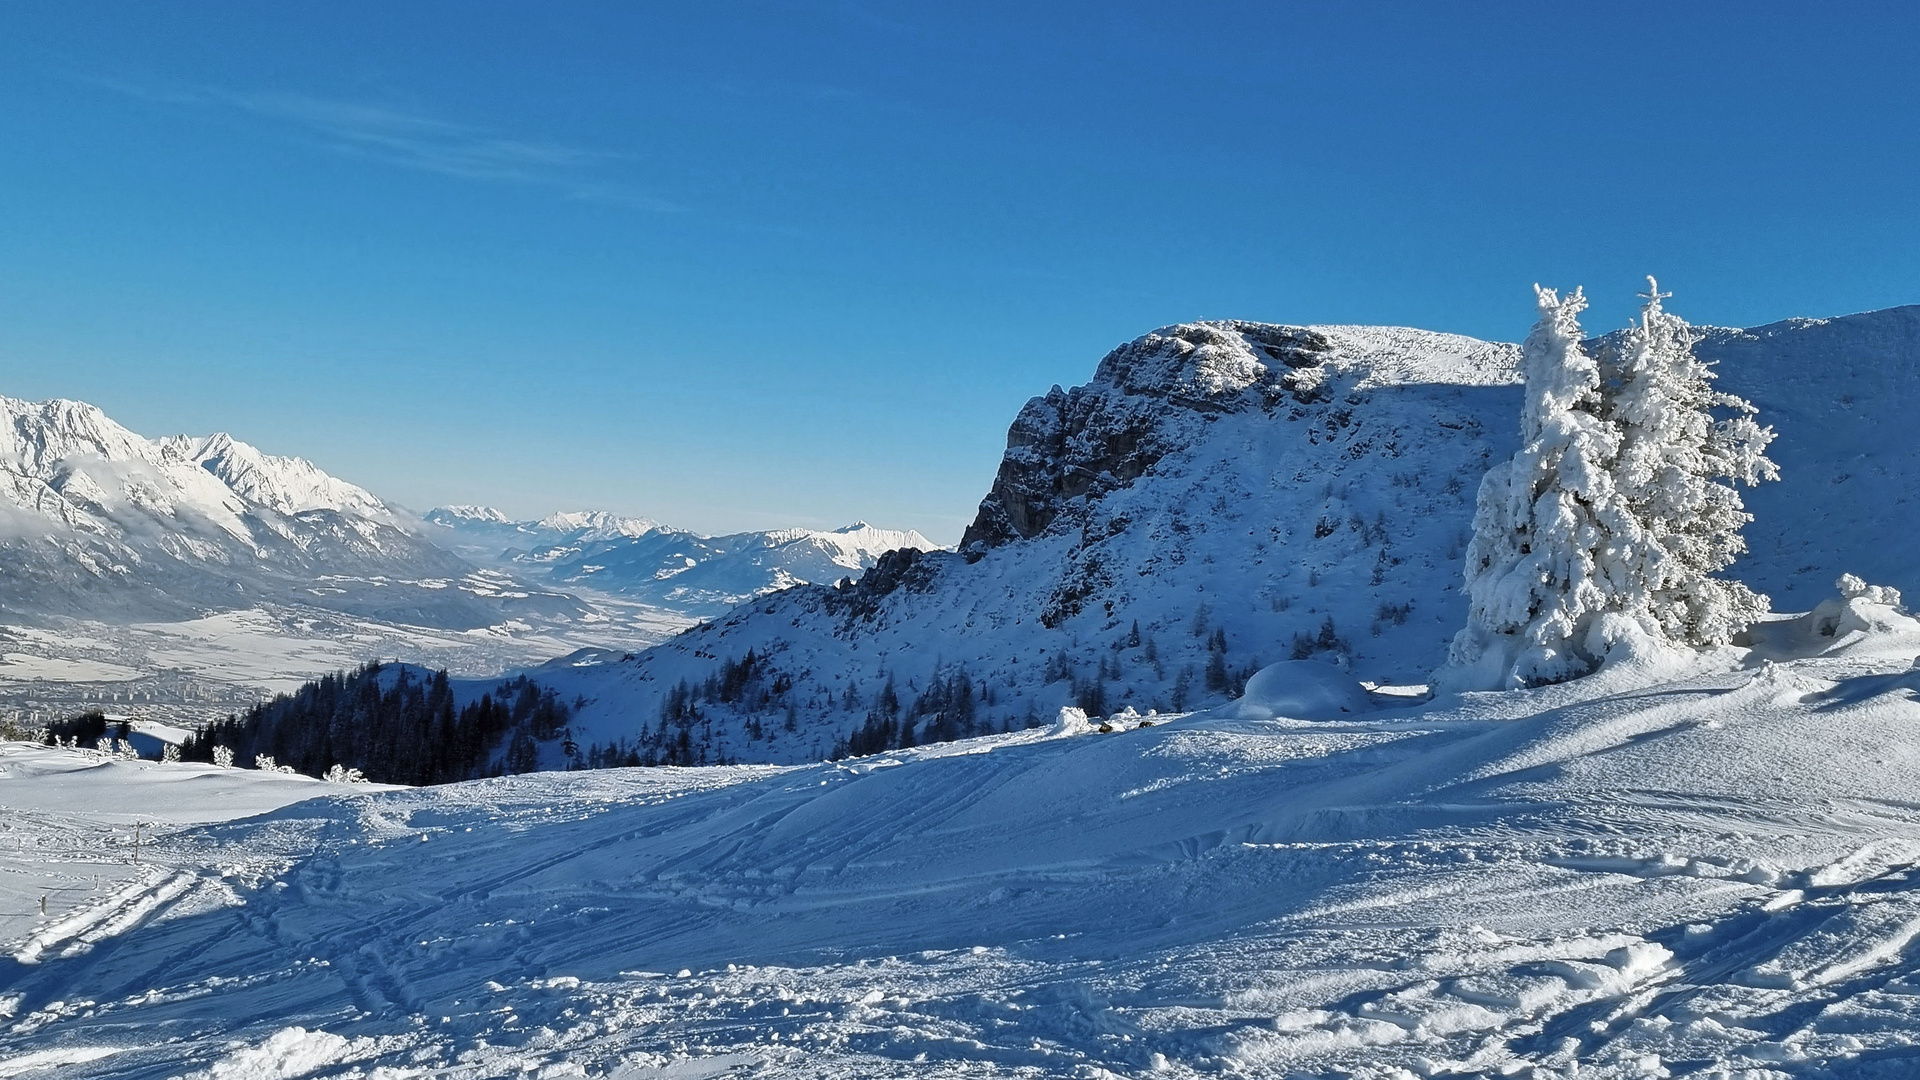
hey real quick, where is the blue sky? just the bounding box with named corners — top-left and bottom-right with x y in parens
top-left (2, 3), bottom-right (1916, 543)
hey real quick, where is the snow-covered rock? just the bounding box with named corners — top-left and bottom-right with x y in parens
top-left (536, 320), bottom-right (1523, 764)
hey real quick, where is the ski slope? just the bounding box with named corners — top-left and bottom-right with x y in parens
top-left (6, 582), bottom-right (1920, 1077)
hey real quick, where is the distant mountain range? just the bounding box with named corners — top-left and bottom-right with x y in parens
top-left (0, 396), bottom-right (584, 627)
top-left (0, 392), bottom-right (938, 651)
top-left (423, 506), bottom-right (938, 617)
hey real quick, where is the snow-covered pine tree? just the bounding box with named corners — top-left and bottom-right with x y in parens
top-left (1605, 278), bottom-right (1777, 645)
top-left (1446, 285), bottom-right (1639, 687)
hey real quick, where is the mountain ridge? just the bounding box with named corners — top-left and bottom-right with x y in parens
top-left (425, 508), bottom-right (939, 616)
top-left (0, 394), bottom-right (581, 628)
top-left (524, 304), bottom-right (1920, 768)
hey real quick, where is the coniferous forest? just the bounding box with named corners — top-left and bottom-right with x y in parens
top-left (178, 662), bottom-right (571, 785)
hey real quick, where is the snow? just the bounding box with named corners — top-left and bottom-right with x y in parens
top-left (9, 594), bottom-right (1920, 1075)
top-left (0, 394), bottom-right (604, 635)
top-left (154, 433), bottom-right (391, 520)
top-left (5, 301), bottom-right (1920, 1075)
top-left (1229, 660), bottom-right (1374, 720)
top-left (427, 508), bottom-right (939, 616)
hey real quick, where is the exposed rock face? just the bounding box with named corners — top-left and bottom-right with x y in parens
top-left (961, 322), bottom-right (1335, 551)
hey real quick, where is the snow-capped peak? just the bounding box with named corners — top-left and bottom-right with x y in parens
top-left (155, 432), bottom-right (391, 519)
top-left (0, 395), bottom-right (162, 473)
top-left (428, 504), bottom-right (512, 524)
top-left (535, 510), bottom-right (661, 540)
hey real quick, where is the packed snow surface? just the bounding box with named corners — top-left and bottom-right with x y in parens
top-left (7, 593), bottom-right (1920, 1077)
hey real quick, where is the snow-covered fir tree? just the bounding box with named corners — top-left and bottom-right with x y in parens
top-left (1445, 285), bottom-right (1639, 687)
top-left (1445, 281), bottom-right (1779, 690)
top-left (1605, 277), bottom-right (1777, 645)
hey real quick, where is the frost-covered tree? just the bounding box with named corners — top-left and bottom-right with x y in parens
top-left (1446, 280), bottom-right (1779, 690)
top-left (1447, 286), bottom-right (1638, 687)
top-left (1605, 278), bottom-right (1777, 645)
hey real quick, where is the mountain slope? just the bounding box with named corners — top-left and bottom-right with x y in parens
top-left (535, 321), bottom-right (1524, 764)
top-left (426, 509), bottom-right (937, 616)
top-left (0, 396), bottom-right (582, 628)
top-left (1692, 305), bottom-right (1920, 607)
top-left (535, 305), bottom-right (1920, 767)
top-left (9, 588), bottom-right (1920, 1077)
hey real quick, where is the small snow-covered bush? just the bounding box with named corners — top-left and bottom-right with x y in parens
top-left (1809, 574), bottom-right (1912, 640)
top-left (253, 754), bottom-right (297, 774)
top-left (323, 764), bottom-right (368, 784)
top-left (212, 745), bottom-right (234, 768)
top-left (1837, 573), bottom-right (1902, 609)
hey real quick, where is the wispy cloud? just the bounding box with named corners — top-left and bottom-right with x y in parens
top-left (82, 75), bottom-right (683, 212)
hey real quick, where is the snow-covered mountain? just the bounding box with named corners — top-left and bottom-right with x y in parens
top-left (425, 507), bottom-right (938, 616)
top-left (0, 396), bottom-right (583, 628)
top-left (531, 306), bottom-right (1920, 766)
top-left (533, 321), bottom-right (1526, 764)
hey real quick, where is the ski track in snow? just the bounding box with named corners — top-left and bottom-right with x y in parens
top-left (8, 613), bottom-right (1920, 1077)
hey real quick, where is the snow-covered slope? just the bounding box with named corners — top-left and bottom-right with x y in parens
top-left (534, 306), bottom-right (1920, 767)
top-left (0, 396), bottom-right (583, 628)
top-left (426, 508), bottom-right (938, 616)
top-left (1689, 305), bottom-right (1920, 607)
top-left (8, 585), bottom-right (1920, 1077)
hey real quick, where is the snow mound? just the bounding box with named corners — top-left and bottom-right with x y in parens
top-left (1233, 660), bottom-right (1374, 720)
top-left (207, 1026), bottom-right (355, 1080)
top-left (1745, 574), bottom-right (1920, 665)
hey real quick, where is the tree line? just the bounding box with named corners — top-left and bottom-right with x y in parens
top-left (177, 662), bottom-right (572, 785)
